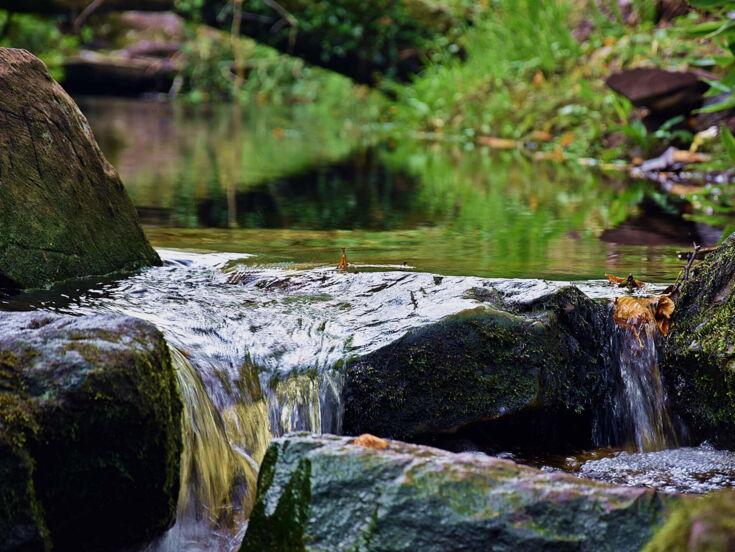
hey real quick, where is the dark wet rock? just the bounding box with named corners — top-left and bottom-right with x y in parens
top-left (343, 286), bottom-right (621, 448)
top-left (645, 490), bottom-right (735, 552)
top-left (0, 48), bottom-right (160, 289)
top-left (0, 0), bottom-right (174, 14)
top-left (0, 312), bottom-right (182, 550)
top-left (62, 50), bottom-right (179, 96)
top-left (607, 69), bottom-right (707, 112)
top-left (240, 433), bottom-right (671, 552)
top-left (656, 0), bottom-right (689, 22)
top-left (607, 68), bottom-right (710, 131)
top-left (0, 391), bottom-right (49, 552)
top-left (662, 233), bottom-right (735, 448)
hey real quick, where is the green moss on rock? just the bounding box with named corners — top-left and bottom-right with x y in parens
top-left (645, 490), bottom-right (735, 552)
top-left (240, 434), bottom-right (670, 551)
top-left (661, 233), bottom-right (735, 447)
top-left (0, 48), bottom-right (160, 290)
top-left (343, 287), bottom-right (620, 446)
top-left (0, 312), bottom-right (182, 551)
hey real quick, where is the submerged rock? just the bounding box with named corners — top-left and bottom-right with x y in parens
top-left (0, 48), bottom-right (160, 289)
top-left (0, 312), bottom-right (182, 550)
top-left (240, 433), bottom-right (671, 552)
top-left (343, 286), bottom-right (621, 448)
top-left (662, 233), bottom-right (735, 448)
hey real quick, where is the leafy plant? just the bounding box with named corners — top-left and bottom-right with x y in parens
top-left (687, 1), bottom-right (735, 113)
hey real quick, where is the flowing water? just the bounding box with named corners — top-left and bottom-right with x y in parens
top-left (613, 324), bottom-right (678, 452)
top-left (3, 97), bottom-right (734, 549)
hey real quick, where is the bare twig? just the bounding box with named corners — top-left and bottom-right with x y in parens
top-left (231, 0), bottom-right (245, 96)
top-left (73, 0), bottom-right (106, 33)
top-left (671, 241), bottom-right (701, 297)
top-left (262, 0), bottom-right (298, 48)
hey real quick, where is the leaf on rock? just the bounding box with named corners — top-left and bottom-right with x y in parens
top-left (338, 248), bottom-right (349, 272)
top-left (352, 434), bottom-right (388, 450)
top-left (606, 273), bottom-right (645, 289)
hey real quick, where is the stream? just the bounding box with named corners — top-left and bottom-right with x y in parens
top-left (3, 97), bottom-right (734, 550)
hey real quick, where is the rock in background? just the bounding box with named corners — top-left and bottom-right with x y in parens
top-left (0, 48), bottom-right (160, 289)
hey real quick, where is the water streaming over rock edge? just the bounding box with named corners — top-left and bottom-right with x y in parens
top-left (612, 323), bottom-right (679, 452)
top-left (4, 250), bottom-right (731, 550)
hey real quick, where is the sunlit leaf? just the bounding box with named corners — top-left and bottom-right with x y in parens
top-left (613, 295), bottom-right (676, 347)
top-left (338, 248), bottom-right (349, 271)
top-left (606, 273), bottom-right (645, 289)
top-left (352, 434), bottom-right (388, 449)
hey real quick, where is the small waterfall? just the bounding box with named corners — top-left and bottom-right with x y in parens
top-left (147, 348), bottom-right (270, 551)
top-left (614, 323), bottom-right (677, 452)
top-left (147, 347), bottom-right (339, 551)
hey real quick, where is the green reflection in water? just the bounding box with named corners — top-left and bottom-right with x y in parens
top-left (80, 98), bottom-right (703, 281)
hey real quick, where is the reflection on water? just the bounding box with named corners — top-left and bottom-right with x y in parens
top-left (79, 97), bottom-right (722, 280)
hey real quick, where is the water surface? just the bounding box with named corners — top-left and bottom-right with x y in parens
top-left (78, 97), bottom-right (722, 281)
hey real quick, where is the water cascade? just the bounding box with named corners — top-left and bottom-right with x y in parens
top-left (613, 319), bottom-right (678, 452)
top-left (18, 251), bottom-right (721, 548)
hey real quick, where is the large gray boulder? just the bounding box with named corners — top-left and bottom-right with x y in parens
top-left (0, 48), bottom-right (160, 289)
top-left (343, 286), bottom-right (622, 448)
top-left (661, 233), bottom-right (735, 448)
top-left (0, 312), bottom-right (182, 551)
top-left (240, 433), bottom-right (671, 552)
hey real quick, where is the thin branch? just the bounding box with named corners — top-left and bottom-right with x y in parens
top-left (74, 0), bottom-right (106, 33)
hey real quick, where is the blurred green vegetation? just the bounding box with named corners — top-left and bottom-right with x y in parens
top-left (0, 11), bottom-right (78, 79)
top-left (1, 1), bottom-right (735, 165)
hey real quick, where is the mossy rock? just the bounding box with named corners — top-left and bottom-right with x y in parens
top-left (0, 387), bottom-right (49, 552)
top-left (645, 490), bottom-right (735, 552)
top-left (343, 287), bottom-right (621, 447)
top-left (661, 233), bottom-right (735, 448)
top-left (0, 312), bottom-right (182, 551)
top-left (240, 433), bottom-right (670, 551)
top-left (0, 48), bottom-right (160, 289)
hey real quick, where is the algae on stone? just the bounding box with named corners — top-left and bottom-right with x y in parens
top-left (661, 233), bottom-right (735, 448)
top-left (343, 286), bottom-right (621, 447)
top-left (240, 433), bottom-right (670, 552)
top-left (0, 312), bottom-right (182, 551)
top-left (0, 48), bottom-right (160, 289)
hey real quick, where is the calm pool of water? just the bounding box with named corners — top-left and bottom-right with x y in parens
top-left (78, 97), bottom-right (722, 281)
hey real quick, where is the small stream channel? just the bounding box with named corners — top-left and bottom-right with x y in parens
top-left (4, 251), bottom-right (735, 550)
top-left (3, 98), bottom-right (733, 549)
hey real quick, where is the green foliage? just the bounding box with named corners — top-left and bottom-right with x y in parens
top-left (686, 1), bottom-right (735, 113)
top-left (228, 0), bottom-right (472, 82)
top-left (0, 10), bottom-right (78, 80)
top-left (180, 25), bottom-right (367, 106)
top-left (721, 124), bottom-right (735, 163)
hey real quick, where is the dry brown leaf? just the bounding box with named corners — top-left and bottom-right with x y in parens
top-left (352, 434), bottom-right (388, 450)
top-left (477, 136), bottom-right (520, 150)
top-left (613, 295), bottom-right (675, 345)
top-left (338, 248), bottom-right (349, 272)
top-left (529, 130), bottom-right (553, 142)
top-left (559, 132), bottom-right (576, 147)
top-left (671, 149), bottom-right (710, 165)
top-left (606, 273), bottom-right (645, 289)
top-left (534, 149), bottom-right (565, 162)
